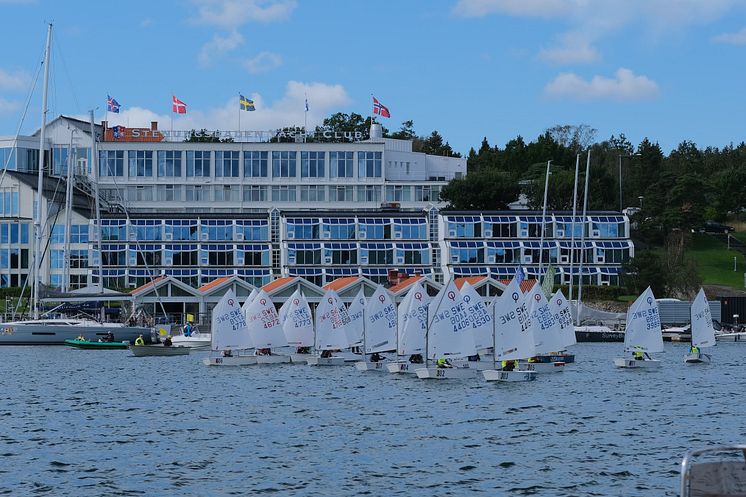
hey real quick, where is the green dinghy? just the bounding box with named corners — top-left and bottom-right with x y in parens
top-left (64, 339), bottom-right (129, 350)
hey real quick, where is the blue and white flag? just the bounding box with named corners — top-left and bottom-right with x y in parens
top-left (514, 265), bottom-right (525, 284)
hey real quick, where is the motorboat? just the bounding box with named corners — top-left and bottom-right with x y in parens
top-left (130, 344), bottom-right (190, 357)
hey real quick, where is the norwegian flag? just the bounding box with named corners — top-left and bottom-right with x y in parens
top-left (372, 96), bottom-right (390, 118)
top-left (172, 95), bottom-right (187, 114)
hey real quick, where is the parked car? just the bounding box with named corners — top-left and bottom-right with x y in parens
top-left (701, 220), bottom-right (735, 233)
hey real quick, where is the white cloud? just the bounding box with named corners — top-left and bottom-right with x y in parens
top-left (538, 33), bottom-right (600, 64)
top-left (242, 51), bottom-right (283, 74)
top-left (0, 69), bottom-right (30, 91)
top-left (0, 98), bottom-right (20, 114)
top-left (199, 30), bottom-right (245, 66)
top-left (713, 27), bottom-right (746, 45)
top-left (544, 68), bottom-right (659, 100)
top-left (191, 0), bottom-right (297, 30)
top-left (102, 81), bottom-right (351, 132)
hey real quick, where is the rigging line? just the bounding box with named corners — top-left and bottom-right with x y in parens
top-left (52, 35), bottom-right (81, 117)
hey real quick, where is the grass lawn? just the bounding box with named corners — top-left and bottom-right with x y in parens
top-left (689, 234), bottom-right (746, 288)
top-left (732, 232), bottom-right (746, 244)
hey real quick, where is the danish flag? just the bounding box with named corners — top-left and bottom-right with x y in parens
top-left (372, 96), bottom-right (390, 118)
top-left (172, 96), bottom-right (187, 114)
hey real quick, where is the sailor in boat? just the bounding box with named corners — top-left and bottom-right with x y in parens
top-left (409, 354), bottom-right (423, 364)
top-left (257, 348), bottom-right (272, 355)
top-left (183, 322), bottom-right (193, 337)
top-left (528, 356), bottom-right (538, 365)
top-left (320, 350), bottom-right (333, 358)
top-left (76, 335), bottom-right (85, 341)
top-left (223, 349), bottom-right (232, 357)
top-left (501, 359), bottom-right (518, 371)
top-left (99, 331), bottom-right (116, 343)
top-left (134, 335), bottom-right (145, 346)
top-left (370, 352), bottom-right (383, 362)
top-left (163, 335), bottom-right (173, 347)
top-left (467, 353), bottom-right (480, 362)
top-left (689, 344), bottom-right (700, 355)
top-left (296, 346), bottom-right (311, 354)
top-left (632, 350), bottom-right (651, 361)
top-left (436, 358), bottom-right (454, 368)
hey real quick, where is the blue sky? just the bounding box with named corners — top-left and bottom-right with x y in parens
top-left (2, 0), bottom-right (746, 155)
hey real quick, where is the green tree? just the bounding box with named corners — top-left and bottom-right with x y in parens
top-left (440, 170), bottom-right (520, 210)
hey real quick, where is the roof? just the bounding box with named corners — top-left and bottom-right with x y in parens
top-left (323, 276), bottom-right (361, 292)
top-left (198, 276), bottom-right (232, 293)
top-left (498, 279), bottom-right (538, 294)
top-left (130, 276), bottom-right (167, 296)
top-left (442, 210), bottom-right (624, 216)
top-left (455, 276), bottom-right (488, 290)
top-left (262, 276), bottom-right (298, 293)
top-left (7, 171), bottom-right (94, 217)
top-left (388, 276), bottom-right (423, 294)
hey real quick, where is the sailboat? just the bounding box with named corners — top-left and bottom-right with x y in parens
top-left (342, 288), bottom-right (366, 361)
top-left (283, 290), bottom-right (315, 364)
top-left (245, 290), bottom-right (290, 364)
top-left (355, 285), bottom-right (397, 372)
top-left (545, 289), bottom-right (576, 363)
top-left (460, 281), bottom-right (494, 370)
top-left (241, 288), bottom-right (258, 317)
top-left (482, 276), bottom-right (537, 382)
top-left (524, 283), bottom-right (566, 373)
top-left (684, 288), bottom-right (715, 364)
top-left (613, 287), bottom-right (663, 369)
top-left (415, 279), bottom-right (477, 380)
top-left (387, 281), bottom-right (430, 374)
top-left (307, 289), bottom-right (350, 366)
top-left (203, 289), bottom-right (257, 366)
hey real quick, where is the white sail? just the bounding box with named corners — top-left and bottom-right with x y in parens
top-left (278, 289), bottom-right (297, 325)
top-left (363, 285), bottom-right (397, 354)
top-left (211, 289), bottom-right (254, 351)
top-left (346, 288), bottom-right (366, 347)
top-left (460, 281), bottom-right (493, 350)
top-left (244, 290), bottom-right (287, 349)
top-left (549, 289), bottom-right (576, 349)
top-left (282, 292), bottom-right (314, 347)
top-left (493, 277), bottom-right (535, 361)
top-left (241, 288), bottom-right (258, 318)
top-left (398, 281), bottom-right (431, 356)
top-left (691, 288), bottom-right (715, 349)
top-left (623, 287), bottom-right (663, 353)
top-left (427, 279), bottom-right (476, 360)
top-left (526, 282), bottom-right (565, 354)
top-left (315, 289), bottom-right (351, 351)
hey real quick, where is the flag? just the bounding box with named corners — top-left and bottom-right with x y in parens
top-left (159, 327), bottom-right (168, 336)
top-left (107, 95), bottom-right (120, 113)
top-left (305, 98), bottom-right (309, 112)
top-left (514, 265), bottom-right (525, 285)
top-left (112, 125), bottom-right (125, 139)
top-left (541, 264), bottom-right (556, 298)
top-left (239, 94), bottom-right (255, 111)
top-left (172, 95), bottom-right (187, 114)
top-left (372, 96), bottom-right (390, 118)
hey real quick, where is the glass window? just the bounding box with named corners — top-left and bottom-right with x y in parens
top-left (237, 222), bottom-right (268, 241)
top-left (360, 246), bottom-right (392, 265)
top-left (51, 249), bottom-right (64, 269)
top-left (99, 150), bottom-right (124, 176)
top-left (215, 185), bottom-right (238, 202)
top-left (157, 184), bottom-right (181, 202)
top-left (299, 185), bottom-right (325, 202)
top-left (243, 186), bottom-right (267, 202)
top-left (215, 151), bottom-right (239, 177)
top-left (157, 151), bottom-right (182, 177)
top-left (329, 151), bottom-right (353, 178)
top-left (244, 151), bottom-right (268, 177)
top-left (51, 225), bottom-right (64, 244)
top-left (287, 220), bottom-right (319, 240)
top-left (271, 186), bottom-right (297, 202)
top-left (186, 185), bottom-right (208, 202)
top-left (357, 185), bottom-right (381, 203)
top-left (358, 151), bottom-right (382, 178)
top-left (329, 186), bottom-right (353, 202)
top-left (128, 151), bottom-right (153, 177)
top-left (186, 151), bottom-right (211, 177)
top-left (385, 185), bottom-right (412, 202)
top-left (71, 225), bottom-right (89, 243)
top-left (301, 151), bottom-right (325, 178)
top-left (128, 186), bottom-right (154, 202)
top-left (272, 151), bottom-right (297, 178)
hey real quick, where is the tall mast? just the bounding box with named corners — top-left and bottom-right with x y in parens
top-left (62, 129), bottom-right (75, 292)
top-left (538, 160), bottom-right (551, 279)
top-left (33, 23), bottom-right (52, 319)
top-left (568, 154), bottom-right (580, 325)
top-left (576, 151), bottom-right (591, 324)
top-left (89, 111), bottom-right (103, 291)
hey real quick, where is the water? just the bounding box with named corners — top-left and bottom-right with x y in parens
top-left (1, 343), bottom-right (743, 497)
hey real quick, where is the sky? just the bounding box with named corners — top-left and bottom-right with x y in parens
top-left (1, 0), bottom-right (746, 155)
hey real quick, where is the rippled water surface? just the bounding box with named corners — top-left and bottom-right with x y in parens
top-left (1, 343), bottom-right (744, 496)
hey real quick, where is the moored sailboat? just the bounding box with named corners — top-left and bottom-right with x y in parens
top-left (684, 288), bottom-right (715, 364)
top-left (283, 290), bottom-right (315, 364)
top-left (387, 282), bottom-right (430, 374)
top-left (245, 290), bottom-right (290, 364)
top-left (613, 287), bottom-right (663, 369)
top-left (203, 289), bottom-right (257, 366)
top-left (355, 285), bottom-right (397, 372)
top-left (460, 281), bottom-right (494, 370)
top-left (524, 283), bottom-right (566, 373)
top-left (307, 289), bottom-right (350, 366)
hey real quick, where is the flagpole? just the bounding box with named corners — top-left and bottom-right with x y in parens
top-left (304, 92), bottom-right (308, 143)
top-left (238, 92), bottom-right (241, 136)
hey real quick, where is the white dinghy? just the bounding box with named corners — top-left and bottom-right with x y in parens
top-left (355, 285), bottom-right (397, 372)
top-left (416, 279), bottom-right (478, 380)
top-left (245, 290), bottom-right (290, 364)
top-left (342, 288), bottom-right (366, 362)
top-left (684, 288), bottom-right (715, 364)
top-left (282, 290), bottom-right (315, 364)
top-left (524, 283), bottom-right (566, 373)
top-left (613, 287), bottom-right (663, 369)
top-left (203, 289), bottom-right (257, 366)
top-left (171, 328), bottom-right (211, 349)
top-left (460, 281), bottom-right (494, 371)
top-left (307, 289), bottom-right (350, 366)
top-left (387, 282), bottom-right (430, 374)
top-left (482, 276), bottom-right (537, 382)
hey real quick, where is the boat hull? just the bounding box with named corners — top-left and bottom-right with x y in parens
top-left (306, 356), bottom-right (346, 366)
top-left (354, 361), bottom-right (387, 372)
top-left (415, 367), bottom-right (476, 379)
top-left (535, 353), bottom-right (575, 364)
top-left (526, 361), bottom-right (565, 373)
top-left (0, 323), bottom-right (151, 345)
top-left (715, 332), bottom-right (746, 342)
top-left (290, 353), bottom-right (311, 364)
top-left (64, 339), bottom-right (129, 350)
top-left (482, 369), bottom-right (537, 382)
top-left (613, 357), bottom-right (661, 369)
top-left (203, 355), bottom-right (258, 366)
top-left (386, 360), bottom-right (422, 374)
top-left (684, 352), bottom-right (712, 364)
top-left (255, 355), bottom-right (291, 364)
top-left (131, 345), bottom-right (190, 357)
top-left (171, 335), bottom-right (211, 349)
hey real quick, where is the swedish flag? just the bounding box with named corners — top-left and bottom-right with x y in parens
top-left (239, 94), bottom-right (255, 111)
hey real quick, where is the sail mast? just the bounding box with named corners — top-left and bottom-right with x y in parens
top-left (89, 110), bottom-right (103, 292)
top-left (576, 151), bottom-right (591, 324)
top-left (33, 23), bottom-right (52, 319)
top-left (62, 129), bottom-right (75, 292)
top-left (568, 153), bottom-right (580, 325)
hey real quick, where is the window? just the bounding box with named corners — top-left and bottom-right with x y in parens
top-left (71, 225), bottom-right (89, 243)
top-left (51, 225), bottom-right (65, 244)
top-left (166, 245), bottom-right (198, 266)
top-left (243, 186), bottom-right (267, 202)
top-left (329, 152), bottom-right (353, 178)
top-left (186, 185), bottom-right (207, 202)
top-left (360, 244), bottom-right (392, 265)
top-left (358, 220), bottom-right (390, 240)
top-left (132, 221), bottom-right (161, 241)
top-left (385, 185), bottom-right (412, 202)
top-left (244, 151), bottom-right (268, 177)
top-left (201, 221), bottom-right (233, 241)
top-left (287, 219), bottom-right (319, 240)
top-left (321, 220), bottom-right (355, 240)
top-left (325, 244), bottom-right (357, 265)
top-left (215, 185), bottom-right (238, 202)
top-left (288, 243), bottom-right (322, 265)
top-left (485, 220), bottom-right (518, 238)
top-left (69, 249), bottom-right (88, 269)
top-left (301, 151), bottom-right (325, 178)
top-left (100, 150), bottom-right (124, 176)
top-left (329, 186), bottom-right (353, 202)
top-left (271, 186), bottom-right (297, 202)
top-left (237, 221), bottom-right (268, 241)
top-left (157, 151), bottom-right (182, 177)
top-left (300, 185), bottom-right (325, 202)
top-left (101, 245), bottom-right (126, 266)
top-left (51, 249), bottom-right (64, 269)
top-left (203, 245), bottom-right (234, 266)
top-left (157, 184), bottom-right (181, 202)
top-left (358, 151), bottom-right (382, 178)
top-left (393, 220), bottom-right (427, 240)
top-left (165, 221), bottom-right (198, 241)
top-left (215, 151), bottom-right (240, 177)
top-left (357, 185), bottom-right (381, 203)
top-left (272, 151), bottom-right (297, 178)
top-left (186, 151), bottom-right (211, 177)
top-left (396, 244), bottom-right (429, 265)
top-left (451, 247), bottom-right (483, 264)
top-left (132, 245), bottom-right (162, 267)
top-left (238, 245), bottom-right (269, 266)
top-left (128, 151), bottom-right (153, 177)
top-left (447, 218), bottom-right (481, 237)
top-left (128, 186), bottom-right (153, 202)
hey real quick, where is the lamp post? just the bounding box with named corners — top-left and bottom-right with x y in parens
top-left (618, 153), bottom-right (641, 212)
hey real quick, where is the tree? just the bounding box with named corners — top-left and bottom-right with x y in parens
top-left (622, 251), bottom-right (667, 296)
top-left (389, 120), bottom-right (416, 140)
top-left (440, 170), bottom-right (520, 210)
top-left (413, 131), bottom-right (460, 157)
top-left (546, 124), bottom-right (597, 153)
